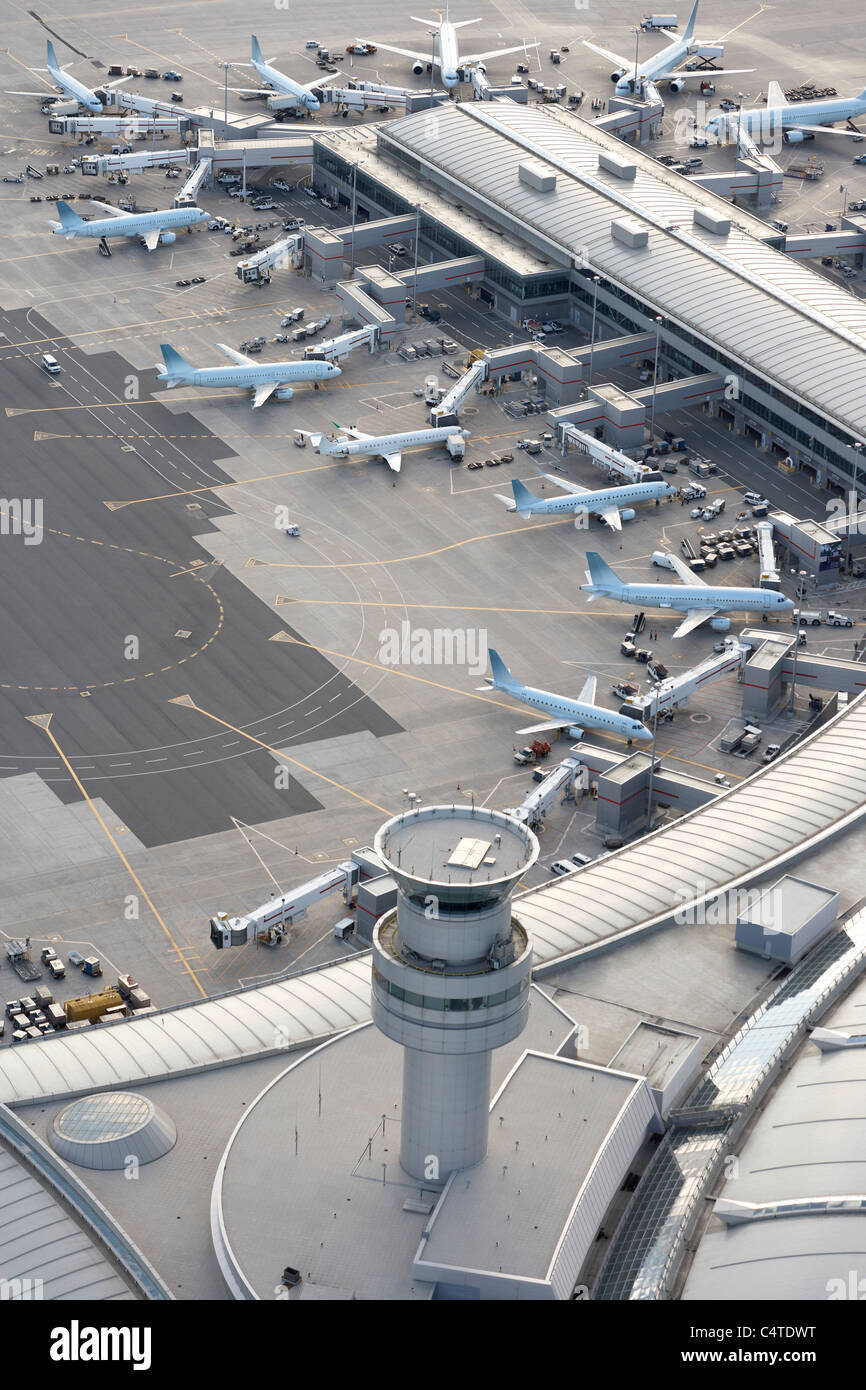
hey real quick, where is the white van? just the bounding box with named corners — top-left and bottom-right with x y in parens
top-left (651, 551), bottom-right (677, 570)
top-left (40, 353), bottom-right (61, 374)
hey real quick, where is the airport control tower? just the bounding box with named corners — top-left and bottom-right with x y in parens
top-left (371, 805), bottom-right (539, 1183)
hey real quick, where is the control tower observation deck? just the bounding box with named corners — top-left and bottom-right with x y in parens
top-left (371, 804), bottom-right (539, 1183)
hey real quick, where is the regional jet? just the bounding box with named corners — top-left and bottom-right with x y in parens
top-left (229, 35), bottom-right (338, 112)
top-left (305, 422), bottom-right (469, 472)
top-left (7, 40), bottom-right (129, 114)
top-left (360, 3), bottom-right (538, 90)
top-left (478, 648), bottom-right (652, 743)
top-left (706, 80), bottom-right (866, 144)
top-left (583, 0), bottom-right (753, 97)
top-left (156, 344), bottom-right (341, 408)
top-left (50, 199), bottom-right (210, 252)
top-left (580, 550), bottom-right (793, 639)
top-left (497, 474), bottom-right (676, 529)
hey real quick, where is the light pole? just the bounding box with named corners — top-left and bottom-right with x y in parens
top-left (587, 274), bottom-right (601, 390)
top-left (846, 441), bottom-right (864, 574)
top-left (644, 698), bottom-right (659, 834)
top-left (412, 204), bottom-right (420, 320)
top-left (218, 61), bottom-right (228, 129)
top-left (350, 162), bottom-right (358, 276)
top-left (648, 314), bottom-right (663, 451)
top-left (632, 27), bottom-right (641, 96)
top-left (787, 570), bottom-right (807, 716)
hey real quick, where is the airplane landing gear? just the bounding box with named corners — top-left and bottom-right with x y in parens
top-left (98, 237), bottom-right (111, 257)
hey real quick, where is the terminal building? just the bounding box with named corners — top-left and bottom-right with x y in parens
top-left (306, 101), bottom-right (866, 495)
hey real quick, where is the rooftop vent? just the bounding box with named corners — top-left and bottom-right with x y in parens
top-left (693, 207), bottom-right (731, 236)
top-left (519, 160), bottom-right (556, 193)
top-left (598, 150), bottom-right (636, 181)
top-left (611, 217), bottom-right (648, 249)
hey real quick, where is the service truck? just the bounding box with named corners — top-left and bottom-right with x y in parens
top-left (641, 14), bottom-right (678, 29)
top-left (64, 987), bottom-right (124, 1025)
top-left (446, 433), bottom-right (465, 461)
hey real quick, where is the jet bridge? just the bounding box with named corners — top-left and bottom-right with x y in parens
top-left (48, 115), bottom-right (182, 139)
top-left (173, 156), bottom-right (210, 207)
top-left (236, 233), bottom-right (304, 284)
top-left (502, 758), bottom-right (582, 830)
top-left (209, 862), bottom-right (359, 948)
top-left (80, 148), bottom-right (190, 176)
top-left (429, 358), bottom-right (488, 426)
top-left (756, 520), bottom-right (781, 590)
top-left (559, 424), bottom-right (655, 483)
top-left (304, 325), bottom-right (378, 361)
top-left (620, 643), bottom-right (747, 724)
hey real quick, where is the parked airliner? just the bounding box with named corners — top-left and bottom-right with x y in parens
top-left (583, 0), bottom-right (753, 97)
top-left (479, 649), bottom-right (652, 742)
top-left (580, 550), bottom-right (793, 638)
top-left (7, 40), bottom-right (129, 114)
top-left (497, 474), bottom-right (675, 529)
top-left (50, 199), bottom-right (210, 252)
top-left (361, 3), bottom-right (537, 89)
top-left (706, 80), bottom-right (866, 144)
top-left (157, 344), bottom-right (340, 408)
top-left (305, 423), bottom-right (469, 472)
top-left (229, 35), bottom-right (337, 112)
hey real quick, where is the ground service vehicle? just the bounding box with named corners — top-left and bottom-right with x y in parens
top-left (826, 610), bottom-right (853, 626)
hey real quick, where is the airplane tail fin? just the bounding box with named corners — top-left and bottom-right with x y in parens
top-left (583, 551), bottom-right (625, 594)
top-left (510, 478), bottom-right (536, 513)
top-left (487, 647), bottom-right (518, 692)
top-left (251, 35), bottom-right (265, 65)
top-left (46, 39), bottom-right (59, 70)
top-left (157, 343), bottom-right (192, 383)
top-left (683, 0), bottom-right (700, 42)
top-left (52, 199), bottom-right (84, 234)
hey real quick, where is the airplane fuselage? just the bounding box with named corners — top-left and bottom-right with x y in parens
top-left (252, 55), bottom-right (319, 109)
top-left (48, 60), bottom-right (103, 113)
top-left (517, 480), bottom-right (672, 516)
top-left (617, 34), bottom-right (690, 95)
top-left (166, 360), bottom-right (338, 390)
top-left (498, 680), bottom-right (651, 741)
top-left (713, 95), bottom-right (866, 140)
top-left (54, 206), bottom-right (209, 241)
top-left (598, 582), bottom-right (790, 614)
top-left (438, 24), bottom-right (461, 87)
top-left (322, 426), bottom-right (459, 457)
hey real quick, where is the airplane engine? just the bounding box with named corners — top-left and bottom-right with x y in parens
top-left (610, 69), bottom-right (627, 83)
top-left (412, 60), bottom-right (425, 75)
top-left (158, 231), bottom-right (176, 245)
top-left (620, 508), bottom-right (636, 522)
top-left (274, 387), bottom-right (295, 401)
top-left (668, 77), bottom-right (686, 92)
top-left (709, 616), bottom-right (732, 632)
top-left (783, 129), bottom-right (806, 143)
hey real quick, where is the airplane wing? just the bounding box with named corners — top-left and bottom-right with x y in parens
top-left (766, 79), bottom-right (787, 107)
top-left (582, 39), bottom-right (630, 67)
top-left (216, 343), bottom-right (256, 367)
top-left (5, 88), bottom-right (58, 97)
top-left (597, 505), bottom-right (622, 532)
top-left (577, 672), bottom-right (597, 706)
top-left (793, 123), bottom-right (866, 138)
top-left (666, 551), bottom-right (707, 586)
top-left (299, 72), bottom-right (341, 91)
top-left (142, 229), bottom-right (160, 251)
top-left (89, 201), bottom-right (134, 218)
top-left (671, 608), bottom-right (719, 639)
top-left (653, 67), bottom-right (756, 80)
top-left (253, 382), bottom-right (278, 408)
top-left (495, 493), bottom-right (517, 511)
top-left (358, 39), bottom-right (437, 64)
top-left (515, 718), bottom-right (577, 735)
top-left (461, 43), bottom-right (540, 64)
top-left (335, 423), bottom-right (372, 441)
top-left (541, 473), bottom-right (590, 495)
top-left (383, 451), bottom-right (402, 473)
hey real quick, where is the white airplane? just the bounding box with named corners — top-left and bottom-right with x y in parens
top-left (497, 474), bottom-right (676, 529)
top-left (580, 550), bottom-right (793, 639)
top-left (229, 35), bottom-right (338, 112)
top-left (707, 80), bottom-right (866, 144)
top-left (478, 648), bottom-right (652, 743)
top-left (50, 199), bottom-right (210, 252)
top-left (305, 422), bottom-right (469, 472)
top-left (360, 3), bottom-right (537, 90)
top-left (7, 39), bottom-right (129, 114)
top-left (583, 0), bottom-right (753, 97)
top-left (157, 344), bottom-right (341, 408)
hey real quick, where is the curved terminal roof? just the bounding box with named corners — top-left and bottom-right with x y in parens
top-left (2, 701), bottom-right (866, 1109)
top-left (379, 101), bottom-right (866, 439)
top-left (518, 694), bottom-right (866, 968)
